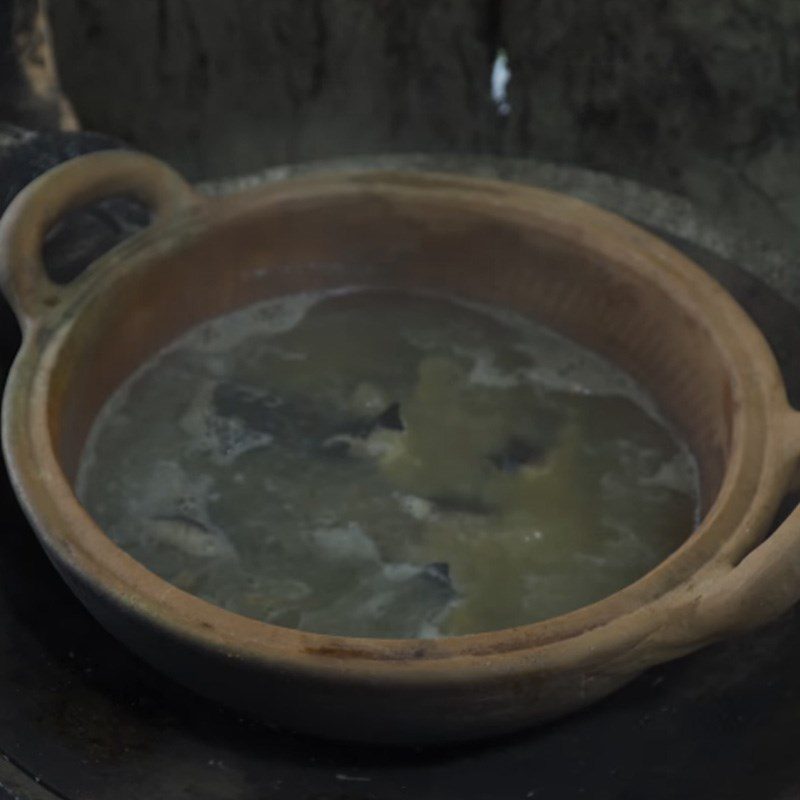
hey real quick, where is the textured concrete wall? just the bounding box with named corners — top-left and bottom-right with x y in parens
top-left (49, 1), bottom-right (502, 176)
top-left (500, 0), bottom-right (800, 243)
top-left (49, 1), bottom-right (800, 241)
top-left (0, 0), bottom-right (77, 129)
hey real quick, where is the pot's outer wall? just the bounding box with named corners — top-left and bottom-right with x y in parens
top-left (2, 155), bottom-right (798, 746)
top-left (51, 560), bottom-right (635, 744)
top-left (0, 195), bottom-right (799, 796)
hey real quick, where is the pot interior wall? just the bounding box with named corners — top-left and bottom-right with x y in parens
top-left (47, 190), bottom-right (737, 518)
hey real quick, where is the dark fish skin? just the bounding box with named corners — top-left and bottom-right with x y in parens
top-left (337, 401), bottom-right (406, 439)
top-left (319, 401), bottom-right (406, 458)
top-left (212, 381), bottom-right (351, 451)
top-left (374, 402), bottom-right (404, 432)
top-left (427, 494), bottom-right (497, 515)
top-left (422, 561), bottom-right (455, 590)
top-left (489, 436), bottom-right (547, 473)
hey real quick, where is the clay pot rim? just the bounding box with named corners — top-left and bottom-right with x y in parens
top-left (2, 152), bottom-right (800, 684)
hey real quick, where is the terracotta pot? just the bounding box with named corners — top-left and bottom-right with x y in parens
top-left (1, 151), bottom-right (799, 744)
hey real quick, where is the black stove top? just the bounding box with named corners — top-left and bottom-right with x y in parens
top-left (1, 230), bottom-right (799, 800)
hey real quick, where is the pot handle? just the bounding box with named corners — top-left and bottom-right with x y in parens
top-left (0, 150), bottom-right (198, 326)
top-left (688, 409), bottom-right (800, 641)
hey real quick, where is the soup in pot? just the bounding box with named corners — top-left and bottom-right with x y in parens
top-left (77, 288), bottom-right (699, 638)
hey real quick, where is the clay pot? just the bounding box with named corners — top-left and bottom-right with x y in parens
top-left (1, 151), bottom-right (799, 744)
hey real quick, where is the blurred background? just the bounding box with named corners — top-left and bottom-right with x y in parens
top-left (2, 0), bottom-right (799, 245)
top-left (1, 4), bottom-right (800, 799)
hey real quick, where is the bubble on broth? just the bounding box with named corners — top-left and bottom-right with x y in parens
top-left (76, 287), bottom-right (700, 638)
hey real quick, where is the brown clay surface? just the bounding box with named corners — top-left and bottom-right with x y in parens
top-left (1, 151), bottom-right (799, 742)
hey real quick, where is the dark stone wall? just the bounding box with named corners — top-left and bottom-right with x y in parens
top-left (46, 1), bottom-right (800, 240)
top-left (49, 1), bottom-right (502, 176)
top-left (0, 0), bottom-right (76, 130)
top-left (500, 0), bottom-right (800, 241)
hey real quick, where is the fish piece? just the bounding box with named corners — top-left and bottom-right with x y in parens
top-left (299, 561), bottom-right (459, 638)
top-left (374, 402), bottom-right (404, 432)
top-left (320, 429), bottom-right (404, 461)
top-left (422, 561), bottom-right (454, 589)
top-left (311, 522), bottom-right (380, 563)
top-left (148, 516), bottom-right (238, 561)
top-left (489, 436), bottom-right (546, 473)
top-left (349, 382), bottom-right (389, 416)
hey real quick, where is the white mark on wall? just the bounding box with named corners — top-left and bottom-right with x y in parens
top-left (491, 48), bottom-right (511, 116)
